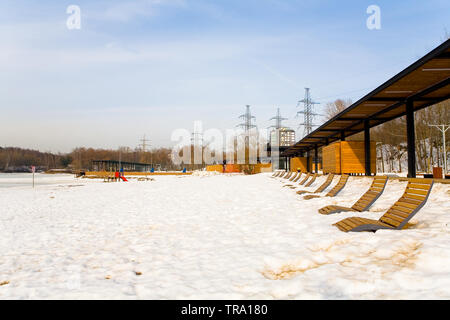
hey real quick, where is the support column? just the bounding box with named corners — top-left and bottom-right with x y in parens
top-left (306, 151), bottom-right (311, 172)
top-left (314, 145), bottom-right (319, 173)
top-left (406, 100), bottom-right (416, 178)
top-left (364, 120), bottom-right (371, 176)
top-left (341, 131), bottom-right (346, 141)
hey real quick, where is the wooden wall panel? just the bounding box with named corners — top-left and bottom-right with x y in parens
top-left (322, 142), bottom-right (340, 174)
top-left (322, 141), bottom-right (376, 174)
top-left (290, 157), bottom-right (311, 172)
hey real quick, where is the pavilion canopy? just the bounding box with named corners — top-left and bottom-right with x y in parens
top-left (283, 39), bottom-right (450, 157)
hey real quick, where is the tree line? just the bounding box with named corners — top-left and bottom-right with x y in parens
top-left (0, 147), bottom-right (62, 172)
top-left (0, 146), bottom-right (178, 172)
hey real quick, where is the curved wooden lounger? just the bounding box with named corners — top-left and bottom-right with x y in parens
top-left (273, 171), bottom-right (286, 178)
top-left (288, 173), bottom-right (311, 189)
top-left (304, 173), bottom-right (318, 187)
top-left (298, 173), bottom-right (311, 185)
top-left (333, 178), bottom-right (434, 232)
top-left (319, 176), bottom-right (388, 215)
top-left (283, 172), bottom-right (293, 180)
top-left (297, 174), bottom-right (334, 195)
top-left (284, 172), bottom-right (302, 187)
top-left (281, 171), bottom-right (290, 178)
top-left (288, 172), bottom-right (299, 181)
top-left (303, 174), bottom-right (349, 200)
top-left (292, 172), bottom-right (302, 183)
top-left (272, 171), bottom-right (282, 177)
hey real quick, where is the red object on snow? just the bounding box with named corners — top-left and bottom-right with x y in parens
top-left (120, 176), bottom-right (128, 182)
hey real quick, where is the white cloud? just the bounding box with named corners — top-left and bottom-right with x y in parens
top-left (96, 0), bottom-right (186, 22)
top-left (0, 29), bottom-right (290, 71)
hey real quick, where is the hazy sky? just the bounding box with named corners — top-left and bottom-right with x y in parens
top-left (1, 0), bottom-right (449, 153)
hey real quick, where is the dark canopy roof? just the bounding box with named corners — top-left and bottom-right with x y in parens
top-left (283, 39), bottom-right (450, 157)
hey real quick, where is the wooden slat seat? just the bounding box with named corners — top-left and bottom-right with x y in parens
top-left (318, 176), bottom-right (388, 215)
top-left (282, 172), bottom-right (297, 187)
top-left (283, 172), bottom-right (302, 187)
top-left (333, 178), bottom-right (434, 232)
top-left (298, 173), bottom-right (311, 185)
top-left (288, 172), bottom-right (299, 181)
top-left (303, 173), bottom-right (318, 187)
top-left (283, 172), bottom-right (293, 180)
top-left (303, 175), bottom-right (349, 200)
top-left (297, 174), bottom-right (334, 195)
top-left (275, 171), bottom-right (287, 178)
top-left (272, 171), bottom-right (283, 177)
top-left (291, 172), bottom-right (302, 183)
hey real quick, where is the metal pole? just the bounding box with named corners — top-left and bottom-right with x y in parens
top-left (306, 151), bottom-right (311, 172)
top-left (444, 126), bottom-right (447, 175)
top-left (314, 145), bottom-right (318, 173)
top-left (364, 120), bottom-right (371, 176)
top-left (406, 100), bottom-right (416, 178)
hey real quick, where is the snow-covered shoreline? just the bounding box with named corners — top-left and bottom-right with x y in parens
top-left (0, 173), bottom-right (449, 299)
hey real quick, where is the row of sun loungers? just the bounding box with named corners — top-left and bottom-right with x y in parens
top-left (304, 174), bottom-right (349, 200)
top-left (270, 170), bottom-right (434, 233)
top-left (319, 175), bottom-right (388, 215)
top-left (334, 178), bottom-right (433, 232)
top-left (296, 173), bottom-right (334, 195)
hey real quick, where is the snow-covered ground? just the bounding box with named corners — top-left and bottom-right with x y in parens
top-left (0, 172), bottom-right (449, 299)
top-left (0, 173), bottom-right (78, 188)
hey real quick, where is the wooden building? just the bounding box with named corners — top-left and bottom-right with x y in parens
top-left (322, 141), bottom-right (376, 175)
top-left (281, 39), bottom-right (450, 178)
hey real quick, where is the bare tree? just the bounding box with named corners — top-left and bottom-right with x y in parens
top-left (324, 99), bottom-right (352, 119)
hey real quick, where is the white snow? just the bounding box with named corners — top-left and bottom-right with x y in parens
top-left (0, 173), bottom-right (449, 299)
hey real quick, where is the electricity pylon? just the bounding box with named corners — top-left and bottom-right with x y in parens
top-left (139, 134), bottom-right (150, 153)
top-left (236, 105), bottom-right (257, 165)
top-left (268, 108), bottom-right (288, 130)
top-left (297, 88), bottom-right (320, 137)
top-left (237, 105), bottom-right (257, 133)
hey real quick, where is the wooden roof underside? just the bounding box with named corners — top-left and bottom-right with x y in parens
top-left (283, 40), bottom-right (450, 157)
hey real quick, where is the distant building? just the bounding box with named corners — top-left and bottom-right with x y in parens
top-left (270, 128), bottom-right (296, 147)
top-left (269, 128), bottom-right (296, 170)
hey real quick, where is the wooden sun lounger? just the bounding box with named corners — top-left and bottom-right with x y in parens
top-left (292, 172), bottom-right (302, 183)
top-left (271, 171), bottom-right (281, 177)
top-left (303, 173), bottom-right (318, 187)
top-left (297, 174), bottom-right (334, 195)
top-left (303, 174), bottom-right (349, 200)
top-left (333, 178), bottom-right (434, 232)
top-left (279, 171), bottom-right (289, 178)
top-left (298, 173), bottom-right (311, 185)
top-left (288, 172), bottom-right (299, 181)
top-left (273, 171), bottom-right (285, 178)
top-left (288, 173), bottom-right (311, 189)
top-left (283, 172), bottom-right (293, 180)
top-left (319, 176), bottom-right (388, 215)
top-left (283, 172), bottom-right (302, 187)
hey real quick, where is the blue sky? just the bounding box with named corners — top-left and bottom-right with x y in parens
top-left (1, 0), bottom-right (449, 152)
